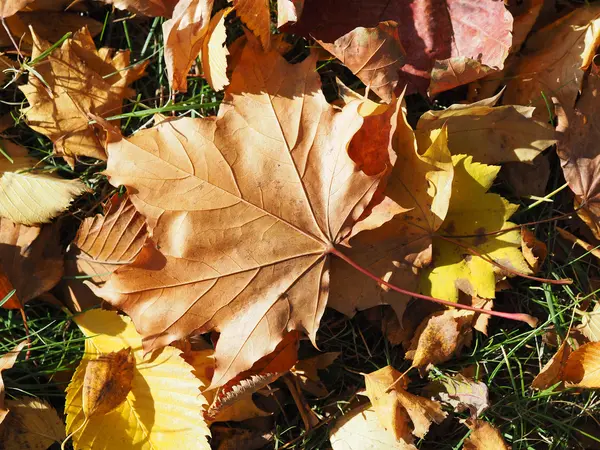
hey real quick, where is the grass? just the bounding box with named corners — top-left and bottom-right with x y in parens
top-left (1, 3), bottom-right (600, 449)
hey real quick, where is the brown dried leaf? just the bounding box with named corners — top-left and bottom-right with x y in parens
top-left (563, 341), bottom-right (600, 388)
top-left (232, 0), bottom-right (270, 49)
top-left (20, 28), bottom-right (148, 163)
top-left (200, 6), bottom-right (232, 91)
top-left (503, 154), bottom-right (550, 198)
top-left (521, 228), bottom-right (547, 272)
top-left (427, 374), bottom-right (488, 418)
top-left (97, 39), bottom-right (388, 388)
top-left (531, 338), bottom-right (571, 390)
top-left (0, 341), bottom-right (26, 424)
top-left (277, 0), bottom-right (303, 28)
top-left (98, 0), bottom-right (179, 16)
top-left (0, 0), bottom-right (33, 18)
top-left (291, 352), bottom-right (339, 397)
top-left (318, 21), bottom-right (405, 103)
top-left (464, 419), bottom-right (510, 450)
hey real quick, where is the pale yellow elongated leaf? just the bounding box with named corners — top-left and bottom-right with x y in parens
top-left (200, 7), bottom-right (232, 91)
top-left (580, 303), bottom-right (600, 342)
top-left (65, 310), bottom-right (210, 450)
top-left (0, 140), bottom-right (87, 225)
top-left (0, 398), bottom-right (65, 449)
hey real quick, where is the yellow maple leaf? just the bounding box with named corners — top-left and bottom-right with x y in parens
top-left (420, 154), bottom-right (531, 302)
top-left (65, 310), bottom-right (210, 450)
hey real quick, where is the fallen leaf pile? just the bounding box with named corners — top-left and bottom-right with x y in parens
top-left (0, 0), bottom-right (598, 449)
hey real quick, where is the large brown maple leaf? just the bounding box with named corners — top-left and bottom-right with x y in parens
top-left (97, 38), bottom-right (394, 387)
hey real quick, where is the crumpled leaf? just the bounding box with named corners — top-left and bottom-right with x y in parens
top-left (562, 342), bottom-right (600, 388)
top-left (284, 0), bottom-right (513, 94)
top-left (531, 338), bottom-right (571, 390)
top-left (364, 366), bottom-right (446, 445)
top-left (232, 0), bottom-right (270, 49)
top-left (464, 419), bottom-right (510, 450)
top-left (330, 403), bottom-right (416, 450)
top-left (291, 352), bottom-right (339, 397)
top-left (20, 28), bottom-right (148, 163)
top-left (0, 0), bottom-right (33, 18)
top-left (98, 0), bottom-right (179, 16)
top-left (503, 6), bottom-right (600, 120)
top-left (0, 219), bottom-right (63, 308)
top-left (579, 302), bottom-right (600, 342)
top-left (0, 139), bottom-right (87, 225)
top-left (415, 96), bottom-right (557, 164)
top-left (557, 63), bottom-right (600, 239)
top-left (65, 309), bottom-right (210, 449)
top-left (405, 310), bottom-right (474, 370)
top-left (162, 0), bottom-right (214, 92)
top-left (0, 341), bottom-right (26, 424)
top-left (431, 374), bottom-right (489, 419)
top-left (521, 228), bottom-right (547, 272)
top-left (318, 21), bottom-right (405, 103)
top-left (0, 397), bottom-right (65, 450)
top-left (97, 38), bottom-right (389, 388)
top-left (420, 155), bottom-right (532, 303)
top-left (61, 194), bottom-right (148, 312)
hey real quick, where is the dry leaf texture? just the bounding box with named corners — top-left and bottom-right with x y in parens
top-left (0, 341), bottom-right (26, 424)
top-left (0, 398), bottom-right (65, 449)
top-left (563, 342), bottom-right (600, 388)
top-left (464, 419), bottom-right (510, 450)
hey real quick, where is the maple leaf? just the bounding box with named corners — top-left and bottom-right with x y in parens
top-left (420, 155), bottom-right (531, 303)
top-left (97, 38), bottom-right (388, 388)
top-left (0, 219), bottom-right (63, 309)
top-left (503, 5), bottom-right (600, 120)
top-left (318, 22), bottom-right (405, 103)
top-left (0, 139), bottom-right (87, 225)
top-left (0, 341), bottom-right (26, 424)
top-left (0, 397), bottom-right (65, 449)
top-left (562, 342), bottom-right (600, 388)
top-left (364, 366), bottom-right (446, 445)
top-left (329, 403), bottom-right (416, 450)
top-left (464, 419), bottom-right (510, 450)
top-left (415, 95), bottom-right (557, 164)
top-left (20, 28), bottom-right (148, 164)
top-left (65, 309), bottom-right (210, 449)
top-left (61, 194), bottom-right (148, 312)
top-left (557, 65), bottom-right (600, 239)
top-left (283, 0), bottom-right (513, 94)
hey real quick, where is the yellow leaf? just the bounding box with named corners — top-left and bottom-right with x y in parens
top-left (65, 310), bottom-right (210, 450)
top-left (0, 398), bottom-right (65, 449)
top-left (330, 403), bottom-right (416, 450)
top-left (420, 154), bottom-right (531, 302)
top-left (364, 366), bottom-right (446, 445)
top-left (0, 140), bottom-right (87, 225)
top-left (200, 7), bottom-right (232, 91)
top-left (562, 342), bottom-right (600, 388)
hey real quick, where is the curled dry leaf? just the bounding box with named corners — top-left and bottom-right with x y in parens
top-left (291, 351), bottom-right (340, 397)
top-left (97, 38), bottom-right (391, 389)
top-left (330, 403), bottom-right (416, 450)
top-left (521, 228), bottom-right (547, 273)
top-left (562, 342), bottom-right (600, 388)
top-left (20, 28), bottom-right (148, 163)
top-left (557, 63), bottom-right (600, 239)
top-left (61, 194), bottom-right (148, 312)
top-left (503, 6), bottom-right (600, 120)
top-left (0, 139), bottom-right (87, 225)
top-left (364, 366), bottom-right (446, 444)
top-left (212, 426), bottom-right (273, 450)
top-left (464, 419), bottom-right (510, 450)
top-left (405, 310), bottom-right (474, 370)
top-left (200, 7), bottom-right (232, 91)
top-left (0, 341), bottom-right (27, 424)
top-left (65, 310), bottom-right (210, 449)
top-left (162, 0), bottom-right (214, 92)
top-left (0, 219), bottom-right (63, 309)
top-left (285, 0), bottom-right (513, 94)
top-left (318, 21), bottom-right (405, 103)
top-left (0, 397), bottom-right (65, 450)
top-left (420, 155), bottom-right (532, 303)
top-left (531, 338), bottom-right (571, 390)
top-left (98, 0), bottom-right (179, 17)
top-left (426, 374), bottom-right (489, 418)
top-left (0, 0), bottom-right (33, 18)
top-left (415, 96), bottom-right (556, 165)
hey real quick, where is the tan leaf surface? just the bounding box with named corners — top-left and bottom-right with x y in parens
top-left (0, 0), bottom-right (33, 18)
top-left (162, 0), bottom-right (214, 92)
top-left (427, 374), bottom-right (489, 418)
top-left (557, 63), bottom-right (600, 239)
top-left (521, 228), bottom-right (547, 272)
top-left (503, 6), bottom-right (600, 120)
top-left (580, 303), bottom-right (600, 342)
top-left (200, 7), bottom-right (232, 91)
top-left (0, 219), bottom-right (63, 307)
top-left (318, 22), bottom-right (405, 103)
top-left (563, 341), bottom-right (600, 388)
top-left (232, 0), bottom-right (270, 49)
top-left (531, 338), bottom-right (571, 390)
top-left (20, 28), bottom-right (148, 163)
top-left (98, 39), bottom-right (387, 388)
top-left (98, 0), bottom-right (179, 16)
top-left (330, 403), bottom-right (416, 450)
top-left (405, 310), bottom-right (474, 370)
top-left (415, 97), bottom-right (556, 164)
top-left (0, 398), bottom-right (65, 450)
top-left (364, 366), bottom-right (446, 444)
top-left (429, 57), bottom-right (495, 97)
top-left (0, 341), bottom-right (26, 424)
top-left (277, 0), bottom-right (303, 28)
top-left (0, 139), bottom-right (87, 225)
top-left (464, 419), bottom-right (510, 450)
top-left (291, 352), bottom-right (339, 397)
